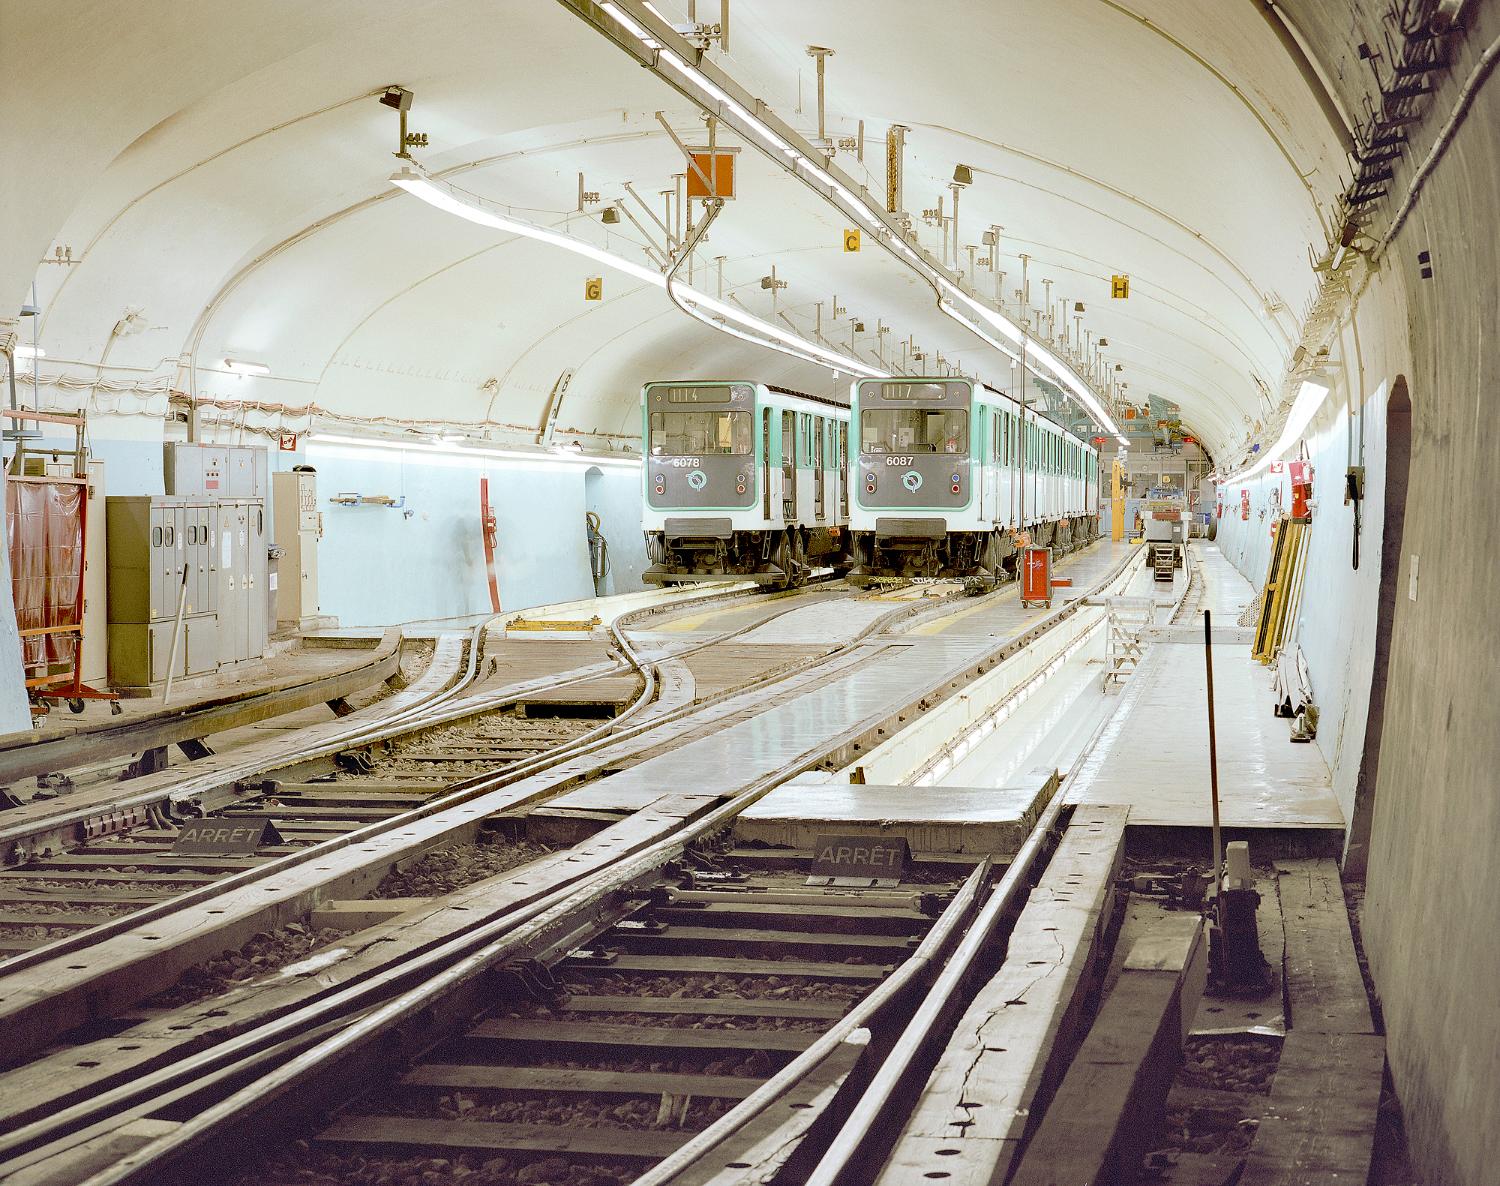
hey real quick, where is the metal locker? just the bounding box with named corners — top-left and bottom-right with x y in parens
top-left (245, 502), bottom-right (268, 659)
top-left (185, 614), bottom-right (218, 675)
top-left (216, 502), bottom-right (243, 666)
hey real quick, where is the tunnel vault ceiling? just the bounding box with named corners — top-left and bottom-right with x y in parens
top-left (3, 0), bottom-right (1348, 460)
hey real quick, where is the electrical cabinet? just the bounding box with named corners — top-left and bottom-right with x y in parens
top-left (105, 487), bottom-right (268, 692)
top-left (273, 470), bottom-right (320, 628)
top-left (215, 499), bottom-right (269, 666)
top-left (164, 442), bottom-right (269, 500)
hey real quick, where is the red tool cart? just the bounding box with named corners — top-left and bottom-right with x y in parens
top-left (4, 408), bottom-right (117, 717)
top-left (1020, 545), bottom-right (1073, 609)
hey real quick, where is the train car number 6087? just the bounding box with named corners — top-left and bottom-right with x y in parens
top-left (884, 455), bottom-right (914, 466)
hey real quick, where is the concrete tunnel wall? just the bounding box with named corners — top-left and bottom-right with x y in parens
top-left (1243, 3), bottom-right (1500, 1182)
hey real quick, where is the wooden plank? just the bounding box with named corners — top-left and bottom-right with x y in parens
top-left (0, 869), bottom-right (210, 885)
top-left (315, 1115), bottom-right (687, 1159)
top-left (402, 1064), bottom-right (760, 1099)
top-left (560, 994), bottom-right (848, 1021)
top-left (223, 805), bottom-right (408, 821)
top-left (568, 954), bottom-right (889, 982)
top-left (272, 781), bottom-right (448, 794)
top-left (0, 887), bottom-right (169, 905)
top-left (876, 806), bottom-right (1129, 1186)
top-left (611, 923), bottom-right (913, 959)
top-left (1239, 1030), bottom-right (1385, 1186)
top-left (469, 1018), bottom-right (815, 1054)
top-left (654, 901), bottom-right (929, 934)
top-left (1275, 858), bottom-right (1373, 1034)
top-left (0, 911), bottom-right (109, 928)
top-left (1007, 914), bottom-right (1208, 1186)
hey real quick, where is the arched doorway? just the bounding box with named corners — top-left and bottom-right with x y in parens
top-left (1344, 375), bottom-right (1411, 876)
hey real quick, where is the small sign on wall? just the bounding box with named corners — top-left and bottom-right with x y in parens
top-left (278, 431), bottom-right (299, 452)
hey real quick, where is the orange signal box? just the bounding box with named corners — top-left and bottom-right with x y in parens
top-left (685, 148), bottom-right (739, 199)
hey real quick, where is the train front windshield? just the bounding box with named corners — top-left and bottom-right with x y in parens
top-left (860, 408), bottom-right (968, 454)
top-left (648, 410), bottom-right (753, 456)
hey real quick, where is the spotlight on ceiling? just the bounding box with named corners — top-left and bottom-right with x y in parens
top-left (222, 358), bottom-right (271, 376)
top-left (601, 207), bottom-right (620, 224)
top-left (952, 164), bottom-right (974, 186)
top-left (1073, 301), bottom-right (1086, 313)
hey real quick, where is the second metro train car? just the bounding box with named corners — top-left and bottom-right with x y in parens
top-left (641, 380), bottom-right (851, 586)
top-left (848, 377), bottom-right (1099, 583)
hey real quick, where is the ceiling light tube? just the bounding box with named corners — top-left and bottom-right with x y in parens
top-left (14, 345), bottom-right (44, 359)
top-left (1219, 379), bottom-right (1329, 485)
top-left (391, 165), bottom-right (881, 378)
top-left (308, 432), bottom-right (641, 467)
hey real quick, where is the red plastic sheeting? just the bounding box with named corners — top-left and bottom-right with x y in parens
top-left (6, 480), bottom-right (83, 674)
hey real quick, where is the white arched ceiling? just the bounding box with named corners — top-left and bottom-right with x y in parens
top-left (8, 0), bottom-right (1348, 461)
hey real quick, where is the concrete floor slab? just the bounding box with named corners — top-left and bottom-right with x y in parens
top-left (736, 776), bottom-right (1055, 854)
top-left (1065, 545), bottom-right (1342, 830)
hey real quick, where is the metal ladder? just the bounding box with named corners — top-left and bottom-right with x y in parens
top-left (1150, 542), bottom-right (1176, 581)
top-left (1103, 596), bottom-right (1154, 686)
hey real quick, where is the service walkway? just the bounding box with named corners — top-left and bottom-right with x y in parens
top-left (1065, 542), bottom-right (1342, 831)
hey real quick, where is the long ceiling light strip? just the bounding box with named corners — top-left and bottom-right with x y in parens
top-left (1217, 379), bottom-right (1329, 485)
top-left (389, 166), bottom-right (881, 378)
top-left (591, 0), bottom-right (1123, 438)
top-left (309, 431), bottom-right (642, 468)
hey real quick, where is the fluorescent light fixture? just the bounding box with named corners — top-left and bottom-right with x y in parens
top-left (390, 165), bottom-right (883, 378)
top-left (223, 358), bottom-right (271, 376)
top-left (14, 345), bottom-right (44, 360)
top-left (938, 301), bottom-right (1020, 365)
top-left (1219, 379), bottom-right (1330, 486)
top-left (309, 432), bottom-right (641, 468)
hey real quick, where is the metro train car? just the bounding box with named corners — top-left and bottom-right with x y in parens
top-left (848, 376), bottom-right (1099, 583)
top-left (641, 380), bottom-right (851, 586)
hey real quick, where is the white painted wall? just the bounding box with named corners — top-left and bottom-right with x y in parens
top-left (76, 430), bottom-right (647, 630)
top-left (1213, 378), bottom-right (1387, 828)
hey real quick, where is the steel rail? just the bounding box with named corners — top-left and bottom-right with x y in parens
top-left (0, 578), bottom-right (840, 977)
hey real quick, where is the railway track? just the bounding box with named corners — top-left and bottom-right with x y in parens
top-left (0, 580), bottom-right (856, 967)
top-left (0, 543), bottom-right (1147, 1185)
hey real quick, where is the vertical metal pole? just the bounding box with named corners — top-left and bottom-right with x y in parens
top-left (1019, 333), bottom-right (1029, 529)
top-left (162, 564), bottom-right (190, 706)
top-left (1204, 608), bottom-right (1224, 923)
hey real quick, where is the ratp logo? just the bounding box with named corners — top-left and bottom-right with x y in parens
top-left (902, 470), bottom-right (924, 492)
